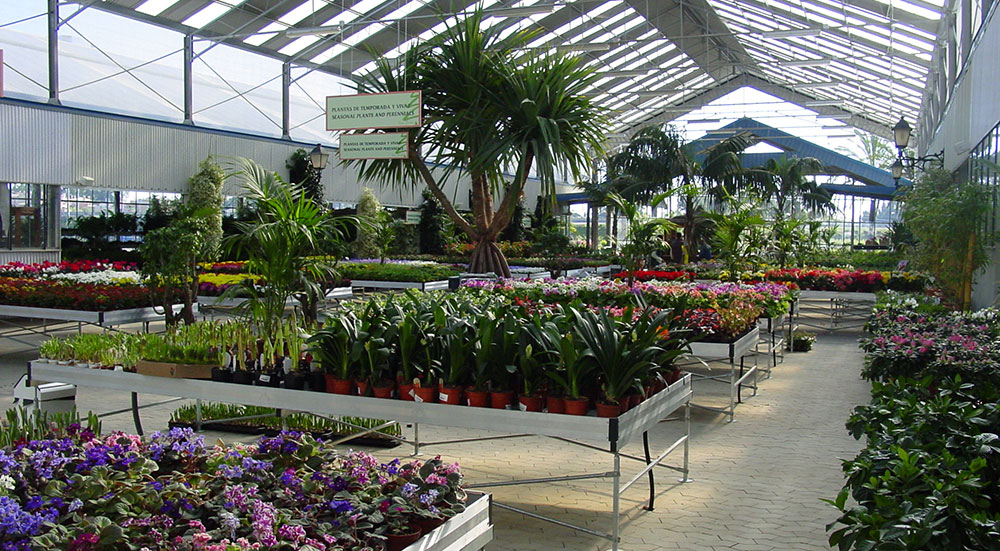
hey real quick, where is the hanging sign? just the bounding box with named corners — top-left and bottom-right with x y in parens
top-left (339, 132), bottom-right (409, 160)
top-left (404, 210), bottom-right (421, 225)
top-left (326, 90), bottom-right (422, 131)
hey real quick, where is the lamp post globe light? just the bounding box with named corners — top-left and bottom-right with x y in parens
top-left (309, 143), bottom-right (330, 170)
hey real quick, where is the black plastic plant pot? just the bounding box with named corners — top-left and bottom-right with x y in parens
top-left (256, 369), bottom-right (282, 388)
top-left (306, 372), bottom-right (326, 392)
top-left (211, 367), bottom-right (233, 383)
top-left (283, 372), bottom-right (306, 390)
top-left (232, 370), bottom-right (257, 385)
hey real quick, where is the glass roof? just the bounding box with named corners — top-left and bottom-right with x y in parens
top-left (88, 0), bottom-right (949, 139)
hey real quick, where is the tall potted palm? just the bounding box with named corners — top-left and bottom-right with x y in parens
top-left (223, 158), bottom-right (356, 334)
top-left (345, 10), bottom-right (607, 277)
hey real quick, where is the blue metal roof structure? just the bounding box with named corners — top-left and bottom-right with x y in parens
top-left (686, 118), bottom-right (909, 200)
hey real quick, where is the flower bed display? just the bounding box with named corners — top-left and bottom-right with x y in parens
top-left (338, 261), bottom-right (462, 283)
top-left (459, 277), bottom-right (795, 341)
top-left (828, 306), bottom-right (1000, 550)
top-left (611, 270), bottom-right (695, 282)
top-left (0, 259), bottom-right (136, 277)
top-left (0, 277), bottom-right (152, 311)
top-left (1, 426), bottom-right (468, 550)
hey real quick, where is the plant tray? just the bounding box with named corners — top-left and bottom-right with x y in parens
top-left (135, 360), bottom-right (216, 379)
top-left (166, 421), bottom-right (400, 448)
top-left (688, 326), bottom-right (759, 362)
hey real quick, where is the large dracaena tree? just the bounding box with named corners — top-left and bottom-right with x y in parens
top-left (347, 10), bottom-right (607, 277)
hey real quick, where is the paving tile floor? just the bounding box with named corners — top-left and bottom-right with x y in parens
top-left (0, 320), bottom-right (869, 551)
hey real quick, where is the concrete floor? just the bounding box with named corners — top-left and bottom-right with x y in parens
top-left (0, 314), bottom-right (869, 551)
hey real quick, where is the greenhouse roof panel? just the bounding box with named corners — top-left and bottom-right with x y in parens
top-left (90, 0), bottom-right (947, 137)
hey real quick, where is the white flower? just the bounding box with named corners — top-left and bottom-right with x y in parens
top-left (0, 474), bottom-right (14, 491)
top-left (48, 270), bottom-right (141, 285)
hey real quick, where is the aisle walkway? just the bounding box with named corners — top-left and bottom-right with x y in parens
top-left (0, 328), bottom-right (869, 551)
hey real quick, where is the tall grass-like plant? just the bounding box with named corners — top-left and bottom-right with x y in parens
top-left (223, 158), bottom-right (356, 329)
top-left (0, 408), bottom-right (101, 449)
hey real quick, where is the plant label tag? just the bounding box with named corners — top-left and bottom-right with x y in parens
top-left (518, 402), bottom-right (527, 411)
top-left (411, 389), bottom-right (423, 402)
top-left (439, 392), bottom-right (449, 401)
top-left (259, 375), bottom-right (271, 383)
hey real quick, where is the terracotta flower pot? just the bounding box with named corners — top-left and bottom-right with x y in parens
top-left (325, 375), bottom-right (352, 395)
top-left (466, 389), bottom-right (489, 407)
top-left (630, 393), bottom-right (643, 409)
top-left (372, 384), bottom-right (394, 399)
top-left (489, 390), bottom-right (514, 409)
top-left (597, 401), bottom-right (621, 418)
top-left (438, 386), bottom-right (463, 405)
top-left (413, 515), bottom-right (445, 534)
top-left (563, 397), bottom-right (589, 416)
top-left (546, 395), bottom-right (566, 414)
top-left (354, 379), bottom-right (369, 397)
top-left (619, 399), bottom-right (630, 415)
top-left (518, 395), bottom-right (544, 412)
top-left (399, 383), bottom-right (415, 401)
top-left (412, 386), bottom-right (437, 403)
top-left (385, 531), bottom-right (422, 551)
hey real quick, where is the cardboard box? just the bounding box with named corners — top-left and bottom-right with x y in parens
top-left (135, 360), bottom-right (216, 379)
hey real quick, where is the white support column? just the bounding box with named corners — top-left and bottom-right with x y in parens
top-left (47, 0), bottom-right (59, 104)
top-left (282, 61), bottom-right (291, 139)
top-left (183, 35), bottom-right (194, 124)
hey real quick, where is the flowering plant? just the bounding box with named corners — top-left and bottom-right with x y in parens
top-left (0, 260), bottom-right (136, 277)
top-left (2, 427), bottom-right (466, 550)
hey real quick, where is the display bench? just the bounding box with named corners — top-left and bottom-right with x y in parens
top-left (197, 287), bottom-right (354, 309)
top-left (797, 290), bottom-right (876, 332)
top-left (756, 314), bottom-right (787, 375)
top-left (0, 304), bottom-right (190, 349)
top-left (406, 491), bottom-right (492, 551)
top-left (680, 327), bottom-right (759, 422)
top-left (350, 280), bottom-right (450, 293)
top-left (26, 363), bottom-right (691, 551)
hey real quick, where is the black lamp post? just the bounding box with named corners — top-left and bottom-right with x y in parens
top-left (890, 117), bottom-right (943, 185)
top-left (309, 144), bottom-right (330, 171)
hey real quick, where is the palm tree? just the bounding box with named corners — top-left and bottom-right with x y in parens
top-left (223, 158), bottom-right (356, 331)
top-left (761, 155), bottom-right (832, 217)
top-left (604, 126), bottom-right (765, 261)
top-left (346, 10), bottom-right (607, 277)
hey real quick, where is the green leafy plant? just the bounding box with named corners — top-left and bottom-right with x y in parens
top-left (901, 167), bottom-right (993, 309)
top-left (0, 407), bottom-right (101, 449)
top-left (223, 158), bottom-right (356, 328)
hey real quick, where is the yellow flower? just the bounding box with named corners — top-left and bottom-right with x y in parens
top-left (198, 273), bottom-right (258, 286)
top-left (881, 271), bottom-right (891, 283)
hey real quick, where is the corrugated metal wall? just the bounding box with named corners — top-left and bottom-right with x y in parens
top-left (0, 100), bottom-right (544, 209)
top-left (0, 100), bottom-right (538, 209)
